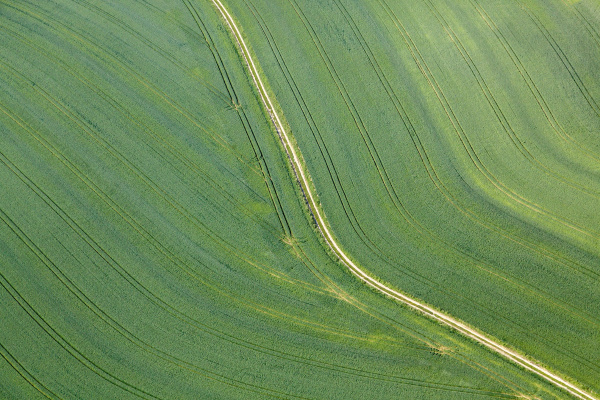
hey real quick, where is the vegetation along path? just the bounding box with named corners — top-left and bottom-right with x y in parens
top-left (209, 0), bottom-right (598, 399)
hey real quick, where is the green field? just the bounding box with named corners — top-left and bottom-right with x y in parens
top-left (0, 0), bottom-right (598, 399)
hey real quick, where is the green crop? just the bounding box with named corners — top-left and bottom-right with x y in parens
top-left (0, 0), bottom-right (597, 399)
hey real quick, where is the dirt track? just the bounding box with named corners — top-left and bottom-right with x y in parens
top-left (209, 1), bottom-right (598, 398)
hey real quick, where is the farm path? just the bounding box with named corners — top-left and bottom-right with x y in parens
top-left (208, 0), bottom-right (597, 399)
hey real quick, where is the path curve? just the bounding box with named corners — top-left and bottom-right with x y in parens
top-left (208, 1), bottom-right (598, 398)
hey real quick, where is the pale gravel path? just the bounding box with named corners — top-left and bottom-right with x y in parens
top-left (209, 1), bottom-right (597, 398)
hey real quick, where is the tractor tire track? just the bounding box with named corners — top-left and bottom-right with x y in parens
top-left (235, 0), bottom-right (600, 378)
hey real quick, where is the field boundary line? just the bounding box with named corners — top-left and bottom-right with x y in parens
top-left (208, 1), bottom-right (598, 399)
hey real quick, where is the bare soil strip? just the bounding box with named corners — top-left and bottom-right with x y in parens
top-left (209, 1), bottom-right (598, 398)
